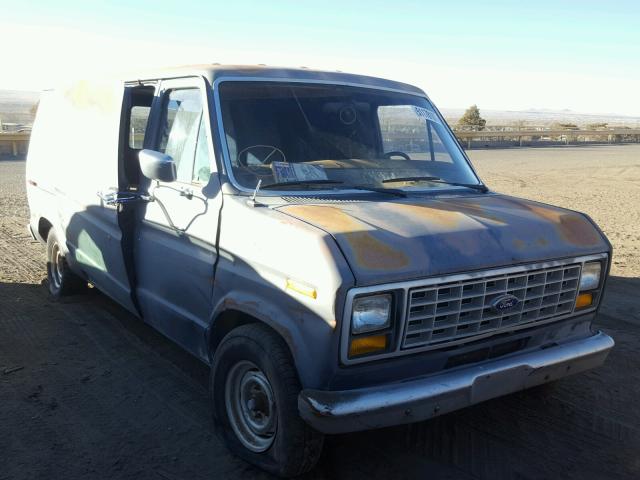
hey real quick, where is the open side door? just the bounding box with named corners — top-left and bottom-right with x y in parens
top-left (109, 82), bottom-right (159, 316)
top-left (60, 80), bottom-right (146, 315)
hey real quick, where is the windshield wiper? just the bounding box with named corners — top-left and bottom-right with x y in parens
top-left (261, 179), bottom-right (344, 190)
top-left (382, 176), bottom-right (488, 193)
top-left (346, 185), bottom-right (407, 197)
top-left (260, 179), bottom-right (407, 197)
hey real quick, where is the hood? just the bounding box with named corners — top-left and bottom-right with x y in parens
top-left (276, 194), bottom-right (609, 286)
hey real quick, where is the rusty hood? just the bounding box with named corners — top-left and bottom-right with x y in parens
top-left (276, 194), bottom-right (609, 286)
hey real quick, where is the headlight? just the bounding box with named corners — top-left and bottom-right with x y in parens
top-left (351, 294), bottom-right (392, 334)
top-left (579, 262), bottom-right (602, 291)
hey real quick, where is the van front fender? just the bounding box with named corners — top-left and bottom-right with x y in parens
top-left (207, 288), bottom-right (339, 389)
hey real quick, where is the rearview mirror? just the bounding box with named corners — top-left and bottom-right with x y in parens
top-left (139, 149), bottom-right (176, 182)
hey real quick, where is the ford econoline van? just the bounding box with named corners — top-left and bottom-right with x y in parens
top-left (26, 65), bottom-right (614, 477)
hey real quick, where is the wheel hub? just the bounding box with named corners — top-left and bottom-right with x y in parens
top-left (225, 361), bottom-right (277, 452)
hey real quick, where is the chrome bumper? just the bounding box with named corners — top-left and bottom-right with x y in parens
top-left (298, 331), bottom-right (614, 434)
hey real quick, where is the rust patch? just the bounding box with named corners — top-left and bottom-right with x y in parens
top-left (556, 215), bottom-right (601, 246)
top-left (345, 231), bottom-right (410, 270)
top-left (283, 205), bottom-right (409, 270)
top-left (434, 200), bottom-right (508, 225)
top-left (223, 297), bottom-right (261, 313)
top-left (385, 203), bottom-right (493, 255)
top-left (536, 237), bottom-right (549, 247)
top-left (284, 205), bottom-right (361, 233)
top-left (492, 196), bottom-right (601, 247)
top-left (527, 205), bottom-right (601, 247)
top-left (383, 203), bottom-right (466, 229)
top-left (514, 236), bottom-right (549, 250)
top-left (489, 196), bottom-right (537, 212)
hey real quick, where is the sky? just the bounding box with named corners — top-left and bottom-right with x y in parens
top-left (1, 0), bottom-right (639, 115)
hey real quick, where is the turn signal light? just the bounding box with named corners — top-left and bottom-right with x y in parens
top-left (349, 334), bottom-right (387, 357)
top-left (575, 292), bottom-right (593, 309)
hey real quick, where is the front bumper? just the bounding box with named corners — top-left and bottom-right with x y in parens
top-left (298, 331), bottom-right (614, 434)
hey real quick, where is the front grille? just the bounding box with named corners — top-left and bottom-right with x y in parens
top-left (402, 264), bottom-right (582, 349)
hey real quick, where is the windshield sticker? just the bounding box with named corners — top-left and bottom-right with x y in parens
top-left (412, 106), bottom-right (441, 124)
top-left (272, 162), bottom-right (328, 183)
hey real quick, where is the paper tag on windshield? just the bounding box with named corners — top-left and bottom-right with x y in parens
top-left (413, 106), bottom-right (441, 124)
top-left (272, 162), bottom-right (328, 183)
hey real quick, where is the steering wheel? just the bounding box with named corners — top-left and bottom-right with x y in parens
top-left (383, 151), bottom-right (411, 160)
top-left (237, 145), bottom-right (286, 175)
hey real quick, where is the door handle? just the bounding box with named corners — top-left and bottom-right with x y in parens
top-left (97, 189), bottom-right (118, 205)
top-left (97, 189), bottom-right (152, 206)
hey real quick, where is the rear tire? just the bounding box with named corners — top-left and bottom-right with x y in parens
top-left (210, 324), bottom-right (324, 477)
top-left (46, 230), bottom-right (86, 298)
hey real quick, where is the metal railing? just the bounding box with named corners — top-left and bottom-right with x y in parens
top-left (453, 128), bottom-right (640, 148)
top-left (0, 132), bottom-right (30, 157)
top-left (3, 128), bottom-right (640, 158)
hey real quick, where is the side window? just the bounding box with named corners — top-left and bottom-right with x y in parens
top-left (124, 86), bottom-right (154, 187)
top-left (427, 125), bottom-right (452, 163)
top-left (378, 105), bottom-right (454, 164)
top-left (159, 89), bottom-right (203, 183)
top-left (193, 115), bottom-right (211, 183)
top-left (129, 105), bottom-right (151, 148)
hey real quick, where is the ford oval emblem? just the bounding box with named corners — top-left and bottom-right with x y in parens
top-left (491, 294), bottom-right (519, 313)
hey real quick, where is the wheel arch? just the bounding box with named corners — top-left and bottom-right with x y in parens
top-left (206, 286), bottom-right (338, 390)
top-left (37, 217), bottom-right (53, 242)
top-left (208, 308), bottom-right (262, 356)
top-left (206, 302), bottom-right (304, 382)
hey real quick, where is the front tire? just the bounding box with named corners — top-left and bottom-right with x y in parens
top-left (46, 230), bottom-right (86, 298)
top-left (210, 324), bottom-right (324, 477)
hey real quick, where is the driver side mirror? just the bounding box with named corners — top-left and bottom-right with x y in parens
top-left (139, 149), bottom-right (176, 182)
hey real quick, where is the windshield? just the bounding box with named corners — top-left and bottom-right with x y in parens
top-left (218, 81), bottom-right (481, 192)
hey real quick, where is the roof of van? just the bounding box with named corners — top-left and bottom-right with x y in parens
top-left (127, 64), bottom-right (426, 96)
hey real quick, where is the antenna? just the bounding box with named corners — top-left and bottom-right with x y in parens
top-left (250, 179), bottom-right (262, 204)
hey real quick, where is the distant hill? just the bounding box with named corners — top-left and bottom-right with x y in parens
top-left (440, 107), bottom-right (640, 128)
top-left (0, 90), bottom-right (40, 103)
top-left (1, 88), bottom-right (639, 130)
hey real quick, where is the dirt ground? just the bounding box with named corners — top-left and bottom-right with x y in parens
top-left (470, 145), bottom-right (640, 278)
top-left (1, 146), bottom-right (639, 479)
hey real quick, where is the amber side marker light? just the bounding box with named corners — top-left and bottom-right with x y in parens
top-left (575, 292), bottom-right (593, 309)
top-left (349, 334), bottom-right (387, 357)
top-left (285, 279), bottom-right (317, 299)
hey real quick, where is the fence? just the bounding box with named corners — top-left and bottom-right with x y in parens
top-left (3, 128), bottom-right (640, 158)
top-left (0, 132), bottom-right (30, 157)
top-left (453, 128), bottom-right (640, 148)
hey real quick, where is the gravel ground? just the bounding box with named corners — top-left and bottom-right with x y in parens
top-left (1, 146), bottom-right (639, 479)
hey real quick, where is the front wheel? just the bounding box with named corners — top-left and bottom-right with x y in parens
top-left (210, 324), bottom-right (324, 477)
